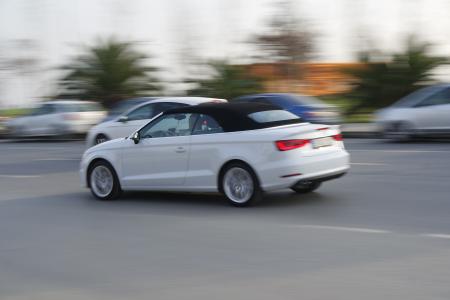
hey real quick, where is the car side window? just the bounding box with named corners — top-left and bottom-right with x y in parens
top-left (140, 113), bottom-right (198, 139)
top-left (126, 104), bottom-right (154, 121)
top-left (416, 88), bottom-right (450, 107)
top-left (31, 106), bottom-right (44, 116)
top-left (33, 104), bottom-right (54, 115)
top-left (192, 114), bottom-right (224, 135)
top-left (57, 104), bottom-right (77, 112)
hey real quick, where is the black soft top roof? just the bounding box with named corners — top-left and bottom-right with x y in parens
top-left (163, 102), bottom-right (301, 132)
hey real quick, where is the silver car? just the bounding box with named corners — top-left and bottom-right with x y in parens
top-left (375, 84), bottom-right (450, 140)
top-left (6, 100), bottom-right (105, 138)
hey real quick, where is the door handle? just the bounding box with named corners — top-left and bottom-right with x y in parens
top-left (175, 147), bottom-right (186, 153)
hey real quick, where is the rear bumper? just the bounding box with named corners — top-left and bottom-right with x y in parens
top-left (293, 170), bottom-right (347, 186)
top-left (259, 149), bottom-right (350, 191)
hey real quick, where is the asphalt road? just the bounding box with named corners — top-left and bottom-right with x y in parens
top-left (1, 139), bottom-right (450, 300)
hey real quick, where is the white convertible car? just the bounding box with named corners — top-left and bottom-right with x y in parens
top-left (80, 102), bottom-right (350, 206)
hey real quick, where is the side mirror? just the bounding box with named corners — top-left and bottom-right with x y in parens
top-left (131, 131), bottom-right (140, 144)
top-left (118, 115), bottom-right (129, 123)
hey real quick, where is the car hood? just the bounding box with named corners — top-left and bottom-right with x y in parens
top-left (100, 114), bottom-right (120, 123)
top-left (85, 137), bottom-right (127, 154)
top-left (90, 119), bottom-right (116, 131)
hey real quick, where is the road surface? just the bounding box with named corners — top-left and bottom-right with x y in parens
top-left (1, 139), bottom-right (450, 300)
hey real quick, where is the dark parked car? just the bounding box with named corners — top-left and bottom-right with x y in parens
top-left (233, 93), bottom-right (342, 124)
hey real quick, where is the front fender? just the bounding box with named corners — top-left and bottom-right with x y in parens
top-left (80, 148), bottom-right (123, 187)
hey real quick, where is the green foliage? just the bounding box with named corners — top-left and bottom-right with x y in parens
top-left (59, 38), bottom-right (161, 108)
top-left (0, 108), bottom-right (30, 118)
top-left (344, 38), bottom-right (447, 114)
top-left (187, 61), bottom-right (264, 100)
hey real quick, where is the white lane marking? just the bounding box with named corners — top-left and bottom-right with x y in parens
top-left (420, 234), bottom-right (450, 239)
top-left (33, 158), bottom-right (80, 161)
top-left (0, 174), bottom-right (42, 179)
top-left (294, 225), bottom-right (390, 234)
top-left (350, 162), bottom-right (386, 166)
top-left (351, 149), bottom-right (450, 153)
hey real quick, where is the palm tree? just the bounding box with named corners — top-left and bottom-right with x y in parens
top-left (59, 38), bottom-right (161, 108)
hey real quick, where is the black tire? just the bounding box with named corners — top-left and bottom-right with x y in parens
top-left (88, 160), bottom-right (121, 201)
top-left (291, 181), bottom-right (321, 194)
top-left (95, 134), bottom-right (109, 145)
top-left (219, 162), bottom-right (262, 207)
top-left (384, 122), bottom-right (412, 142)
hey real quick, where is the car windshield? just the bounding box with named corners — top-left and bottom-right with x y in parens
top-left (248, 110), bottom-right (301, 123)
top-left (110, 99), bottom-right (150, 115)
top-left (391, 86), bottom-right (443, 108)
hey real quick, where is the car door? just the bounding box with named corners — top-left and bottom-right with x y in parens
top-left (20, 106), bottom-right (42, 135)
top-left (29, 103), bottom-right (54, 135)
top-left (185, 114), bottom-right (226, 189)
top-left (40, 103), bottom-right (59, 135)
top-left (121, 112), bottom-right (199, 188)
top-left (413, 87), bottom-right (450, 132)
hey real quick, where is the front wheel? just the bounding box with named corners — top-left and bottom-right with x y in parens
top-left (291, 181), bottom-right (321, 193)
top-left (88, 161), bottom-right (121, 200)
top-left (220, 163), bottom-right (262, 207)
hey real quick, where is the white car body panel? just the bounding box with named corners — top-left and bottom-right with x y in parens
top-left (86, 97), bottom-right (227, 147)
top-left (121, 136), bottom-right (191, 187)
top-left (80, 123), bottom-right (349, 193)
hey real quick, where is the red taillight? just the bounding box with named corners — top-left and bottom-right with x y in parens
top-left (333, 133), bottom-right (343, 141)
top-left (275, 139), bottom-right (309, 151)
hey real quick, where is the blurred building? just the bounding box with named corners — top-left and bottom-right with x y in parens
top-left (246, 62), bottom-right (366, 96)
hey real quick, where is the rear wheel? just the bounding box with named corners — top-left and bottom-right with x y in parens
top-left (291, 181), bottom-right (321, 193)
top-left (384, 122), bottom-right (412, 142)
top-left (220, 162), bottom-right (262, 207)
top-left (95, 134), bottom-right (109, 145)
top-left (88, 161), bottom-right (121, 200)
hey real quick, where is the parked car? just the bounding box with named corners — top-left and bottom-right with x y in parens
top-left (101, 97), bottom-right (158, 123)
top-left (233, 93), bottom-right (342, 124)
top-left (80, 102), bottom-right (349, 206)
top-left (86, 97), bottom-right (227, 147)
top-left (375, 84), bottom-right (450, 140)
top-left (6, 100), bottom-right (105, 138)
